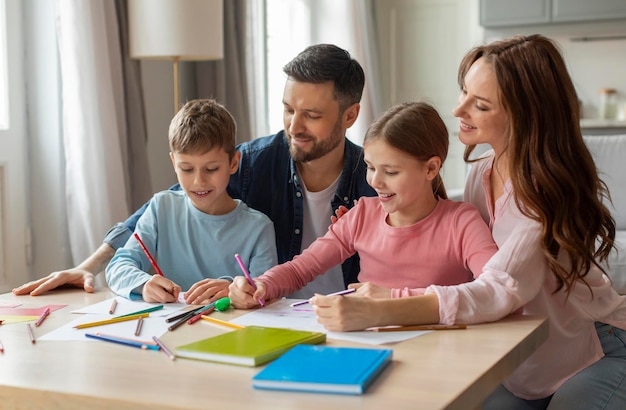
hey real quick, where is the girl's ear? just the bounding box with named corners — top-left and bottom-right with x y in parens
top-left (426, 156), bottom-right (442, 180)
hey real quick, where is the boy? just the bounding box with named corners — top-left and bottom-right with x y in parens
top-left (105, 99), bottom-right (277, 303)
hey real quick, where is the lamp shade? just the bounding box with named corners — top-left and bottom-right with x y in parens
top-left (128, 0), bottom-right (223, 61)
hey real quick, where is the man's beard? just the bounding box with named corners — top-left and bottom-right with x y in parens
top-left (288, 121), bottom-right (344, 163)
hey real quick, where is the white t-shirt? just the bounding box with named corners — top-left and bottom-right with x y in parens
top-left (287, 173), bottom-right (345, 299)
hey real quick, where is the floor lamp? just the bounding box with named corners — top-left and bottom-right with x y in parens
top-left (128, 0), bottom-right (224, 115)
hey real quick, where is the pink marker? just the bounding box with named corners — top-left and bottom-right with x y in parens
top-left (234, 254), bottom-right (265, 307)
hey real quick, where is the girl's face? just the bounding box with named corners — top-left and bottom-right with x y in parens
top-left (170, 147), bottom-right (240, 215)
top-left (364, 138), bottom-right (439, 227)
top-left (453, 57), bottom-right (509, 154)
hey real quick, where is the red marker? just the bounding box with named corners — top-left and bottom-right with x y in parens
top-left (134, 233), bottom-right (165, 276)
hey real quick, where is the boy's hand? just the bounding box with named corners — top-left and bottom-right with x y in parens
top-left (142, 275), bottom-right (181, 303)
top-left (228, 276), bottom-right (267, 309)
top-left (184, 278), bottom-right (230, 305)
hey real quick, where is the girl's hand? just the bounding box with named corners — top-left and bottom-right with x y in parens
top-left (310, 294), bottom-right (383, 332)
top-left (185, 278), bottom-right (230, 305)
top-left (142, 275), bottom-right (181, 303)
top-left (228, 276), bottom-right (267, 309)
top-left (349, 282), bottom-right (392, 299)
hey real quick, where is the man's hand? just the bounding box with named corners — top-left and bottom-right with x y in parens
top-left (12, 269), bottom-right (96, 296)
top-left (330, 199), bottom-right (358, 224)
top-left (12, 242), bottom-right (114, 296)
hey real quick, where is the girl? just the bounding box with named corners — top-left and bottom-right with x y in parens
top-left (229, 102), bottom-right (497, 306)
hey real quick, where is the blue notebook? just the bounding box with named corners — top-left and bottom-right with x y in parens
top-left (252, 344), bottom-right (393, 395)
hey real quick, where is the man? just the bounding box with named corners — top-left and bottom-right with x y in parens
top-left (13, 44), bottom-right (375, 299)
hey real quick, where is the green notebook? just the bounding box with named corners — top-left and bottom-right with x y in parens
top-left (175, 326), bottom-right (326, 366)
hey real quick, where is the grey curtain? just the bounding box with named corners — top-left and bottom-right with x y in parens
top-left (189, 0), bottom-right (252, 144)
top-left (114, 0), bottom-right (153, 210)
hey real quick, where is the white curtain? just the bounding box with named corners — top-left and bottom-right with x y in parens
top-left (309, 0), bottom-right (384, 144)
top-left (56, 0), bottom-right (129, 264)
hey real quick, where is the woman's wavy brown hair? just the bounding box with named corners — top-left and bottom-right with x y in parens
top-left (458, 34), bottom-right (615, 295)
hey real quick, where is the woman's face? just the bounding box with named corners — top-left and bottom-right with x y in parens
top-left (453, 57), bottom-right (509, 154)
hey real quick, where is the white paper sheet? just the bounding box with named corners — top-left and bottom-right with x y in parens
top-left (39, 314), bottom-right (171, 342)
top-left (230, 298), bottom-right (430, 345)
top-left (72, 296), bottom-right (188, 317)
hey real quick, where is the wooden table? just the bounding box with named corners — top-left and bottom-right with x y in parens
top-left (0, 289), bottom-right (548, 409)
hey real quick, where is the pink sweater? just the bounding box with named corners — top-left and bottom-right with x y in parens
top-left (427, 151), bottom-right (626, 399)
top-left (257, 197), bottom-right (497, 299)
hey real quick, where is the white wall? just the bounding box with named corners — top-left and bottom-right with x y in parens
top-left (484, 20), bottom-right (626, 120)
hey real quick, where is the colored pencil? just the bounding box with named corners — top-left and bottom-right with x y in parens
top-left (34, 307), bottom-right (51, 327)
top-left (369, 324), bottom-right (467, 332)
top-left (200, 316), bottom-right (245, 329)
top-left (134, 317), bottom-right (144, 336)
top-left (165, 305), bottom-right (205, 323)
top-left (115, 305), bottom-right (163, 318)
top-left (152, 336), bottom-right (175, 360)
top-left (134, 233), bottom-right (165, 276)
top-left (108, 299), bottom-right (118, 314)
top-left (27, 323), bottom-right (36, 344)
top-left (73, 313), bottom-right (150, 329)
top-left (187, 306), bottom-right (215, 324)
top-left (168, 302), bottom-right (215, 331)
top-left (290, 288), bottom-right (356, 307)
top-left (86, 333), bottom-right (159, 350)
top-left (95, 333), bottom-right (158, 347)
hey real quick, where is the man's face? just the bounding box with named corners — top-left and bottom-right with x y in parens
top-left (282, 79), bottom-right (345, 163)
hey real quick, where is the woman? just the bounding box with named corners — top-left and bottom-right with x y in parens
top-left (311, 35), bottom-right (626, 409)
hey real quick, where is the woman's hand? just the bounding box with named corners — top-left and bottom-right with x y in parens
top-left (349, 282), bottom-right (392, 299)
top-left (310, 294), bottom-right (384, 332)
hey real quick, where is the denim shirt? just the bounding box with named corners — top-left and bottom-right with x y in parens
top-left (104, 131), bottom-right (376, 287)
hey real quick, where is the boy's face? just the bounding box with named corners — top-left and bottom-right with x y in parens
top-left (170, 147), bottom-right (240, 215)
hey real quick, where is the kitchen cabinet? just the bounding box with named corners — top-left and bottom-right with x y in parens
top-left (480, 0), bottom-right (626, 27)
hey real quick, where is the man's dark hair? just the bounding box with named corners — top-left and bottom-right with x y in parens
top-left (283, 44), bottom-right (365, 112)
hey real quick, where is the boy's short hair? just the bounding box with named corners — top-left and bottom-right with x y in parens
top-left (168, 99), bottom-right (237, 158)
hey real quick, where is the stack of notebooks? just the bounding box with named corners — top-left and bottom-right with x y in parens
top-left (252, 344), bottom-right (393, 395)
top-left (175, 326), bottom-right (326, 366)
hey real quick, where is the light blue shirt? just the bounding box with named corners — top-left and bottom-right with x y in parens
top-left (105, 191), bottom-right (277, 300)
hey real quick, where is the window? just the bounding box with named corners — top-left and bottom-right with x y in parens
top-left (265, 0), bottom-right (311, 133)
top-left (0, 0), bottom-right (9, 130)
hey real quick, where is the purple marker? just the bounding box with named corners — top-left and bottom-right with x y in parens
top-left (289, 288), bottom-right (356, 307)
top-left (234, 253), bottom-right (265, 307)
